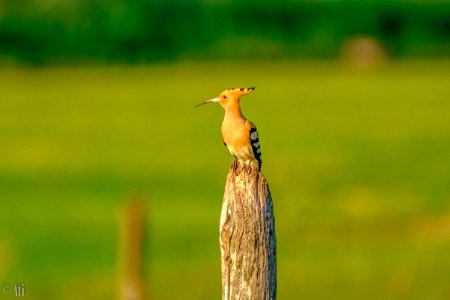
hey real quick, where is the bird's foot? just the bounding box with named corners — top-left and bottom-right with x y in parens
top-left (231, 160), bottom-right (239, 172)
top-left (246, 161), bottom-right (260, 174)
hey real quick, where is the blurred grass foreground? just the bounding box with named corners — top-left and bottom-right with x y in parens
top-left (0, 61), bottom-right (449, 299)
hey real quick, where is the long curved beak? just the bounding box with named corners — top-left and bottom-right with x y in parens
top-left (194, 97), bottom-right (219, 108)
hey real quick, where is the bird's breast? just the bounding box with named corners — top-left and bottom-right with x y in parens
top-left (221, 119), bottom-right (247, 148)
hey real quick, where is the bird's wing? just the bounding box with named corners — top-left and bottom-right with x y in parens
top-left (246, 120), bottom-right (262, 169)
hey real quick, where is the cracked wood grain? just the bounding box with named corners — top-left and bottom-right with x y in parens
top-left (220, 164), bottom-right (276, 300)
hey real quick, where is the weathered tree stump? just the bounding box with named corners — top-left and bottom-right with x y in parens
top-left (220, 163), bottom-right (277, 300)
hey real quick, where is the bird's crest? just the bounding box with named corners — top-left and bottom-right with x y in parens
top-left (226, 87), bottom-right (255, 96)
top-left (195, 87), bottom-right (255, 108)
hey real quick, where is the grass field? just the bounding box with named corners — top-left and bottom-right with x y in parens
top-left (0, 61), bottom-right (449, 299)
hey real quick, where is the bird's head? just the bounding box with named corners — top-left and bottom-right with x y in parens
top-left (195, 87), bottom-right (255, 109)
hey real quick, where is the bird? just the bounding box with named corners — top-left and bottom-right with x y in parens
top-left (195, 87), bottom-right (262, 171)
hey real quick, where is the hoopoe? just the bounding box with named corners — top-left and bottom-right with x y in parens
top-left (196, 87), bottom-right (262, 171)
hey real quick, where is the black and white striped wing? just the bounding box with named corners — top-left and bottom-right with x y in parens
top-left (249, 124), bottom-right (262, 169)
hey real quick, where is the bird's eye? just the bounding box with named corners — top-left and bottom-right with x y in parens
top-left (222, 95), bottom-right (227, 99)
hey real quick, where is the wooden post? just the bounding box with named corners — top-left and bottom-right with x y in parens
top-left (220, 163), bottom-right (277, 300)
top-left (118, 199), bottom-right (146, 300)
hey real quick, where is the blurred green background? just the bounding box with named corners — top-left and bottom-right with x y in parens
top-left (1, 0), bottom-right (450, 299)
top-left (1, 0), bottom-right (450, 63)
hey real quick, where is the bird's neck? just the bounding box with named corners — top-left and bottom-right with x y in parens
top-left (224, 101), bottom-right (244, 120)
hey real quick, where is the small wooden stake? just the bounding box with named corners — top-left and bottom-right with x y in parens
top-left (118, 199), bottom-right (146, 300)
top-left (220, 163), bottom-right (277, 300)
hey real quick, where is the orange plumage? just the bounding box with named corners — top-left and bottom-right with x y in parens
top-left (196, 87), bottom-right (262, 170)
